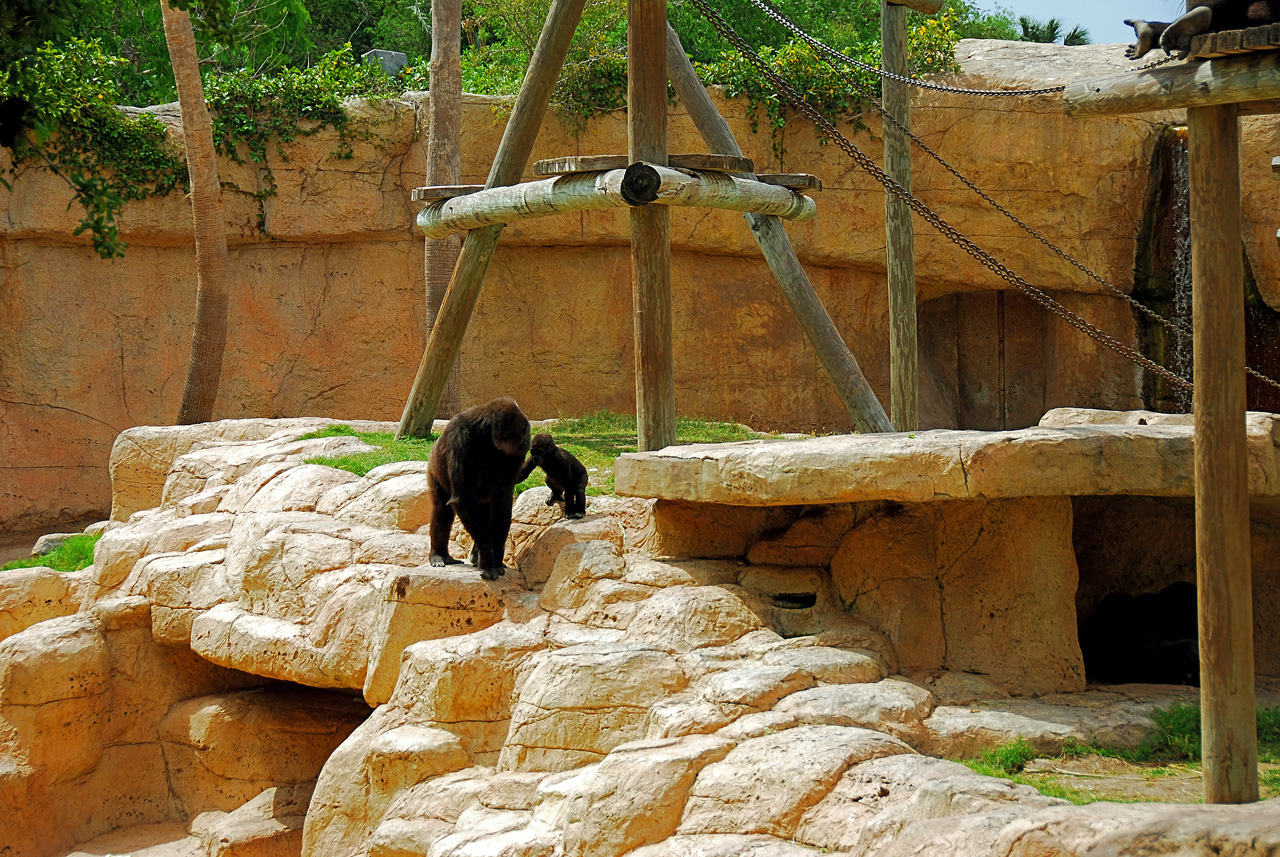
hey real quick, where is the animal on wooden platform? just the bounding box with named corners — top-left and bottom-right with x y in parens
top-left (1125, 0), bottom-right (1280, 58)
top-left (427, 396), bottom-right (531, 579)
top-left (517, 432), bottom-right (589, 519)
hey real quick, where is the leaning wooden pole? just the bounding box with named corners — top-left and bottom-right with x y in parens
top-left (629, 0), bottom-right (676, 451)
top-left (398, 0), bottom-right (588, 438)
top-left (424, 0), bottom-right (464, 417)
top-left (1188, 101), bottom-right (1258, 804)
top-left (666, 25), bottom-right (894, 433)
top-left (881, 0), bottom-right (918, 431)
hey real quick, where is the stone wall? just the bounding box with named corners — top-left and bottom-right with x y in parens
top-left (6, 40), bottom-right (1280, 535)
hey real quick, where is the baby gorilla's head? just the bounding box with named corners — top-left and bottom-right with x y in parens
top-left (529, 432), bottom-right (556, 462)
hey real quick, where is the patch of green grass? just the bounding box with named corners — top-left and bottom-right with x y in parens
top-left (966, 738), bottom-right (1041, 777)
top-left (955, 705), bottom-right (1280, 805)
top-left (304, 429), bottom-right (434, 478)
top-left (298, 424), bottom-right (360, 440)
top-left (305, 410), bottom-right (778, 492)
top-left (1, 533), bottom-right (101, 572)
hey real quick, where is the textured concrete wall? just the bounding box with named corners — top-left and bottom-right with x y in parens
top-left (6, 41), bottom-right (1252, 535)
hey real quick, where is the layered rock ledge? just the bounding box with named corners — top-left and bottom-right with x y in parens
top-left (2, 414), bottom-right (1279, 857)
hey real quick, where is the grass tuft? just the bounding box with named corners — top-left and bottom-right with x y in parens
top-left (955, 705), bottom-right (1280, 806)
top-left (297, 424), bottom-right (360, 440)
top-left (304, 429), bottom-right (434, 478)
top-left (1, 533), bottom-right (102, 572)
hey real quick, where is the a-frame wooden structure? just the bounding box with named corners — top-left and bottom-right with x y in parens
top-left (396, 0), bottom-right (895, 449)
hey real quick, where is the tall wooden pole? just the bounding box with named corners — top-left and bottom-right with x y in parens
top-left (1188, 101), bottom-right (1258, 804)
top-left (881, 0), bottom-right (917, 431)
top-left (628, 0), bottom-right (676, 451)
top-left (665, 25), bottom-right (894, 434)
top-left (425, 0), bottom-right (464, 417)
top-left (398, 0), bottom-right (588, 437)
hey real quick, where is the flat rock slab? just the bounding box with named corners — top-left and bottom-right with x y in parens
top-left (615, 409), bottom-right (1280, 505)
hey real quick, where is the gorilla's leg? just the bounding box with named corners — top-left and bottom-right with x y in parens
top-left (1159, 5), bottom-right (1213, 53)
top-left (428, 486), bottom-right (462, 567)
top-left (1124, 19), bottom-right (1170, 59)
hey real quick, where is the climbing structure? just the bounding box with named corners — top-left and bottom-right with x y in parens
top-left (397, 0), bottom-right (895, 448)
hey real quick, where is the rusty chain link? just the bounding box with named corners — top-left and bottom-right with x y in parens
top-left (740, 0), bottom-right (1280, 393)
top-left (690, 0), bottom-right (1198, 391)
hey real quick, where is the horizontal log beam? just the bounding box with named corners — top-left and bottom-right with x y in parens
top-left (416, 164), bottom-right (817, 238)
top-left (534, 153), bottom-right (755, 175)
top-left (1064, 51), bottom-right (1280, 116)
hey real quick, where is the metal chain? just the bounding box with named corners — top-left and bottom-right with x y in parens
top-left (746, 0), bottom-right (1180, 94)
top-left (746, 1), bottom-right (1280, 393)
top-left (690, 0), bottom-right (1196, 391)
top-left (744, 0), bottom-right (1065, 95)
top-left (760, 1), bottom-right (1195, 334)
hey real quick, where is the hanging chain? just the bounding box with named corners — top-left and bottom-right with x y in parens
top-left (690, 0), bottom-right (1196, 391)
top-left (745, 0), bottom-right (1066, 95)
top-left (747, 1), bottom-right (1280, 394)
top-left (745, 0), bottom-right (1181, 94)
top-left (753, 0), bottom-right (1197, 336)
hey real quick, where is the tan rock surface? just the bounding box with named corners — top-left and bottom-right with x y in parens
top-left (830, 497), bottom-right (1084, 695)
top-left (193, 783), bottom-right (314, 857)
top-left (617, 416), bottom-right (1280, 505)
top-left (3, 38), bottom-right (1202, 532)
top-left (0, 598), bottom-right (253, 857)
top-left (795, 752), bottom-right (1063, 852)
top-left (624, 586), bottom-right (764, 653)
top-left (499, 642), bottom-right (687, 772)
top-left (561, 735), bottom-right (734, 857)
top-left (678, 725), bottom-right (913, 837)
top-left (0, 567), bottom-right (82, 643)
top-left (159, 687), bottom-right (368, 815)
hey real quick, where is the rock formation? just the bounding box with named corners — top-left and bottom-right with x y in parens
top-left (3, 415), bottom-right (1279, 856)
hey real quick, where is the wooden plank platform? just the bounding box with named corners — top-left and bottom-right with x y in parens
top-left (410, 185), bottom-right (485, 202)
top-left (1189, 23), bottom-right (1280, 61)
top-left (533, 153), bottom-right (754, 176)
top-left (756, 173), bottom-right (824, 191)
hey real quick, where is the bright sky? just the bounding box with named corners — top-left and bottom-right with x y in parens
top-left (982, 0), bottom-right (1192, 45)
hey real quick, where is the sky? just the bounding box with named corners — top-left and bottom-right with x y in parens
top-left (985, 0), bottom-right (1194, 45)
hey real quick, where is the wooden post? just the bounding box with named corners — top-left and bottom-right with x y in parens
top-left (424, 0), bottom-right (463, 417)
top-left (629, 0), bottom-right (676, 451)
top-left (665, 25), bottom-right (894, 434)
top-left (1188, 102), bottom-right (1259, 804)
top-left (882, 0), bottom-right (917, 431)
top-left (398, 0), bottom-right (588, 437)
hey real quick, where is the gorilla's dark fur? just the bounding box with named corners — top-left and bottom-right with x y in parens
top-left (427, 397), bottom-right (531, 579)
top-left (1126, 0), bottom-right (1280, 58)
top-left (517, 432), bottom-right (589, 519)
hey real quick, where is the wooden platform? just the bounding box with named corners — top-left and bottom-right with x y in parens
top-left (1189, 23), bottom-right (1280, 60)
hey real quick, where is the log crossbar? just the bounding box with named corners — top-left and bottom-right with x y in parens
top-left (1064, 50), bottom-right (1280, 115)
top-left (415, 164), bottom-right (817, 239)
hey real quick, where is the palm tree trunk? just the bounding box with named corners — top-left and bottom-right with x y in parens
top-left (162, 0), bottom-right (229, 425)
top-left (425, 0), bottom-right (463, 417)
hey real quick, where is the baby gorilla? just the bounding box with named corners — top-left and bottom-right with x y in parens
top-left (427, 397), bottom-right (531, 579)
top-left (517, 433), bottom-right (589, 519)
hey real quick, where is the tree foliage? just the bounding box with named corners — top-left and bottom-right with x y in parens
top-left (1017, 14), bottom-right (1090, 45)
top-left (2, 0), bottom-right (1027, 255)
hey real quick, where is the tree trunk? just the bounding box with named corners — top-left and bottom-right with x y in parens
top-left (162, 0), bottom-right (229, 425)
top-left (425, 0), bottom-right (463, 418)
